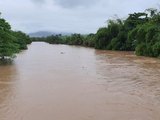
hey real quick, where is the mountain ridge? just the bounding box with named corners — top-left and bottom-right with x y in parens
top-left (29, 31), bottom-right (71, 37)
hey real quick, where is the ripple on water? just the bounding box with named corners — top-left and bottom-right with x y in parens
top-left (0, 42), bottom-right (160, 120)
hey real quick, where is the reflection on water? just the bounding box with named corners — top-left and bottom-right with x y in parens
top-left (0, 42), bottom-right (160, 120)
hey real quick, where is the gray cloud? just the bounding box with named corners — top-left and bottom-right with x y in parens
top-left (53, 0), bottom-right (98, 8)
top-left (31, 0), bottom-right (98, 8)
top-left (31, 0), bottom-right (45, 4)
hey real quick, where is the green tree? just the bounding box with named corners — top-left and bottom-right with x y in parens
top-left (12, 31), bottom-right (31, 50)
top-left (95, 27), bottom-right (110, 49)
top-left (0, 17), bottom-right (19, 60)
top-left (83, 34), bottom-right (95, 47)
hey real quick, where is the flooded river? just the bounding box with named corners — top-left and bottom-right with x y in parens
top-left (0, 42), bottom-right (160, 120)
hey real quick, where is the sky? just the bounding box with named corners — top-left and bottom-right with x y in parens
top-left (0, 0), bottom-right (159, 34)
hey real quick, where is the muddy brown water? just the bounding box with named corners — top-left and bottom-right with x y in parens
top-left (0, 42), bottom-right (160, 120)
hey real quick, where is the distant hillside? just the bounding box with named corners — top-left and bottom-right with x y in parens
top-left (29, 31), bottom-right (71, 37)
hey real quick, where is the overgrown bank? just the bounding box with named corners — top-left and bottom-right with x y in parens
top-left (0, 14), bottom-right (31, 61)
top-left (32, 8), bottom-right (160, 58)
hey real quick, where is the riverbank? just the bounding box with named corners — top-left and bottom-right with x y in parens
top-left (31, 8), bottom-right (160, 58)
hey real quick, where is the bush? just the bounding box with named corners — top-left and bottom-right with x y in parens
top-left (152, 42), bottom-right (160, 57)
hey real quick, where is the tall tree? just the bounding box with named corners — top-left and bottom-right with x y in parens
top-left (0, 15), bottom-right (19, 60)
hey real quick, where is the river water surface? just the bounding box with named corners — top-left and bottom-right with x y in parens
top-left (0, 42), bottom-right (160, 120)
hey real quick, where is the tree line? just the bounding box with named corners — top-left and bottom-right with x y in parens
top-left (0, 8), bottom-right (160, 60)
top-left (32, 8), bottom-right (160, 58)
top-left (0, 13), bottom-right (31, 61)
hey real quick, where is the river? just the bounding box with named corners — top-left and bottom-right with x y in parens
top-left (0, 42), bottom-right (160, 120)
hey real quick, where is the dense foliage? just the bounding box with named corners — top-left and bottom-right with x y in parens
top-left (95, 9), bottom-right (160, 57)
top-left (0, 14), bottom-right (31, 60)
top-left (32, 33), bottom-right (96, 47)
top-left (33, 8), bottom-right (160, 58)
top-left (1, 8), bottom-right (159, 62)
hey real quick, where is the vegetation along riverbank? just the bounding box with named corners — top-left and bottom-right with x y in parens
top-left (32, 8), bottom-right (160, 58)
top-left (0, 13), bottom-right (31, 62)
top-left (0, 8), bottom-right (160, 61)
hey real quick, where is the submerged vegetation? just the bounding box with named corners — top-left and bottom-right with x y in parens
top-left (32, 8), bottom-right (160, 58)
top-left (0, 13), bottom-right (31, 61)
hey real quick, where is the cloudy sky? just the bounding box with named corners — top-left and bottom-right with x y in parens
top-left (0, 0), bottom-right (159, 34)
